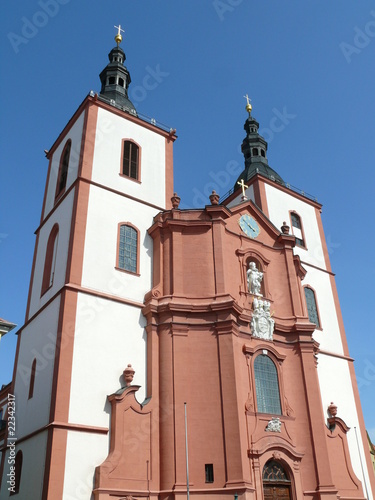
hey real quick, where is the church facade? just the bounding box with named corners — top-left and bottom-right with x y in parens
top-left (0, 30), bottom-right (374, 500)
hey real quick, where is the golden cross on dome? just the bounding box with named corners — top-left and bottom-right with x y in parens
top-left (237, 179), bottom-right (248, 197)
top-left (114, 24), bottom-right (125, 45)
top-left (243, 94), bottom-right (252, 114)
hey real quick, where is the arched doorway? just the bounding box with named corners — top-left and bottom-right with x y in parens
top-left (262, 460), bottom-right (292, 499)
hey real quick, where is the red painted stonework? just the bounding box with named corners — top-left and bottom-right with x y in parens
top-left (94, 200), bottom-right (368, 500)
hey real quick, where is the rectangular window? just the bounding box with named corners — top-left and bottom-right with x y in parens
top-left (205, 464), bottom-right (214, 483)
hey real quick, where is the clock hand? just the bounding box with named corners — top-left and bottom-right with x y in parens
top-left (246, 221), bottom-right (256, 232)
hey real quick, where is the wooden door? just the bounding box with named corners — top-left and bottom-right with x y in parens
top-left (263, 484), bottom-right (291, 499)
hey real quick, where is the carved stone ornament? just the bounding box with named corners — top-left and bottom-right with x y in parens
top-left (265, 417), bottom-right (282, 433)
top-left (251, 298), bottom-right (275, 341)
top-left (123, 364), bottom-right (135, 387)
top-left (171, 192), bottom-right (181, 209)
top-left (272, 451), bottom-right (281, 460)
top-left (247, 261), bottom-right (263, 296)
top-left (245, 393), bottom-right (254, 412)
top-left (328, 401), bottom-right (338, 417)
top-left (209, 190), bottom-right (220, 205)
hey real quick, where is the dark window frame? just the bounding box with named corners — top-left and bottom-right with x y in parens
top-left (28, 359), bottom-right (37, 399)
top-left (41, 224), bottom-right (59, 295)
top-left (55, 139), bottom-right (71, 200)
top-left (121, 140), bottom-right (140, 182)
top-left (205, 464), bottom-right (214, 483)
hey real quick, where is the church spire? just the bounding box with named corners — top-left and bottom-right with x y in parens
top-left (234, 98), bottom-right (284, 189)
top-left (99, 25), bottom-right (136, 113)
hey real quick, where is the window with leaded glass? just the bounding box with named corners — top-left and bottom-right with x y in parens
top-left (263, 460), bottom-right (289, 482)
top-left (304, 287), bottom-right (320, 328)
top-left (254, 355), bottom-right (281, 414)
top-left (122, 141), bottom-right (139, 180)
top-left (118, 224), bottom-right (138, 274)
top-left (290, 212), bottom-right (305, 247)
top-left (56, 140), bottom-right (71, 198)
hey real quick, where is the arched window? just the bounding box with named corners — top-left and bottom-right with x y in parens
top-left (254, 354), bottom-right (281, 414)
top-left (109, 76), bottom-right (116, 84)
top-left (122, 140), bottom-right (139, 180)
top-left (55, 140), bottom-right (71, 199)
top-left (304, 287), bottom-right (320, 328)
top-left (252, 147), bottom-right (259, 156)
top-left (263, 460), bottom-right (291, 499)
top-left (41, 224), bottom-right (59, 295)
top-left (28, 359), bottom-right (37, 399)
top-left (290, 211), bottom-right (305, 247)
top-left (10, 451), bottom-right (23, 495)
top-left (118, 224), bottom-right (139, 274)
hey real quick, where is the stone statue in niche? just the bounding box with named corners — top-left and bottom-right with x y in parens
top-left (247, 261), bottom-right (263, 296)
top-left (265, 417), bottom-right (282, 433)
top-left (251, 297), bottom-right (275, 341)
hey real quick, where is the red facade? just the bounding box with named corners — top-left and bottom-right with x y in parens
top-left (95, 197), bottom-right (372, 500)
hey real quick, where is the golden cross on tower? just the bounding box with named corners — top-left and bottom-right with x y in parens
top-left (237, 179), bottom-right (248, 198)
top-left (243, 94), bottom-right (252, 114)
top-left (114, 24), bottom-right (125, 45)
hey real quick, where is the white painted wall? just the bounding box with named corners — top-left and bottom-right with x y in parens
top-left (317, 354), bottom-right (374, 500)
top-left (13, 298), bottom-right (59, 437)
top-left (91, 107), bottom-right (167, 209)
top-left (0, 431), bottom-right (48, 500)
top-left (69, 292), bottom-right (146, 427)
top-left (265, 183), bottom-right (326, 269)
top-left (63, 431), bottom-right (108, 500)
top-left (302, 266), bottom-right (344, 355)
top-left (28, 190), bottom-right (74, 318)
top-left (81, 185), bottom-right (154, 302)
top-left (43, 111), bottom-right (84, 218)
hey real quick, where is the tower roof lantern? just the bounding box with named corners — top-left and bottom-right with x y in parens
top-left (99, 25), bottom-right (136, 113)
top-left (234, 98), bottom-right (285, 189)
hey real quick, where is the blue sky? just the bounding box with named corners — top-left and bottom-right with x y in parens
top-left (1, 1), bottom-right (375, 442)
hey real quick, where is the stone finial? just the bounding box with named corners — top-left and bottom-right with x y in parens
top-left (171, 192), bottom-right (181, 209)
top-left (281, 221), bottom-right (290, 234)
top-left (123, 364), bottom-right (135, 387)
top-left (209, 190), bottom-right (220, 205)
top-left (328, 401), bottom-right (338, 417)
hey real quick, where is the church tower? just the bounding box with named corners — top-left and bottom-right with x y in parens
top-left (0, 27), bottom-right (175, 499)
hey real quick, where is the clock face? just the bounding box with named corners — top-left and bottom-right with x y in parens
top-left (239, 215), bottom-right (260, 239)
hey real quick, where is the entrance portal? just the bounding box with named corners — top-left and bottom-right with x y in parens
top-left (263, 460), bottom-right (291, 500)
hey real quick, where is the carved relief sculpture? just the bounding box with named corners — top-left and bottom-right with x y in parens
top-left (265, 417), bottom-right (282, 433)
top-left (251, 297), bottom-right (275, 341)
top-left (247, 261), bottom-right (263, 295)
